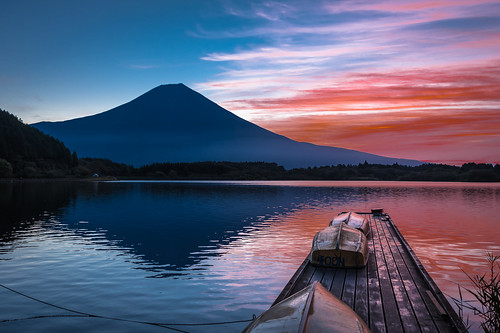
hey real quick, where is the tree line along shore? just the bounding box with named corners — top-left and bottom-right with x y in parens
top-left (1, 108), bottom-right (499, 182)
top-left (3, 153), bottom-right (499, 182)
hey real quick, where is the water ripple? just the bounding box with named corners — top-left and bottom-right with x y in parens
top-left (1, 181), bottom-right (499, 332)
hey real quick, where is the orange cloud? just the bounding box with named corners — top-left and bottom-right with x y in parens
top-left (216, 62), bottom-right (500, 164)
top-left (256, 109), bottom-right (500, 164)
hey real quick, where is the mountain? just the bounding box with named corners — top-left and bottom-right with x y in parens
top-left (0, 108), bottom-right (75, 177)
top-left (31, 84), bottom-right (421, 168)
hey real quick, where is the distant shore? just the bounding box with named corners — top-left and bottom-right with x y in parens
top-left (2, 159), bottom-right (499, 182)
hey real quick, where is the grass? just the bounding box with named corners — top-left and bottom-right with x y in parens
top-left (452, 253), bottom-right (500, 333)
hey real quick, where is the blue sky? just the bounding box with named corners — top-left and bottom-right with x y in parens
top-left (1, 0), bottom-right (499, 164)
top-left (1, 0), bottom-right (246, 121)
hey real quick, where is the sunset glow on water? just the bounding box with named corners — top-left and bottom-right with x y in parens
top-left (0, 181), bottom-right (499, 332)
top-left (2, 3), bottom-right (499, 332)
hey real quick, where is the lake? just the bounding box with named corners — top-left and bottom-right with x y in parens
top-left (1, 180), bottom-right (499, 332)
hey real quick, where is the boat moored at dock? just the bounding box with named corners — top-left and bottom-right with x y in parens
top-left (330, 211), bottom-right (370, 235)
top-left (243, 281), bottom-right (371, 333)
top-left (308, 223), bottom-right (369, 268)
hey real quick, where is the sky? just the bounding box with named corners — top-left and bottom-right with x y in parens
top-left (1, 0), bottom-right (499, 165)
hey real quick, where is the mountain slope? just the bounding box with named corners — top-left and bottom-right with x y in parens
top-left (0, 108), bottom-right (74, 177)
top-left (32, 84), bottom-right (421, 168)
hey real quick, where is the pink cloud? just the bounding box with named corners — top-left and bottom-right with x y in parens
top-left (224, 61), bottom-right (500, 113)
top-left (212, 61), bottom-right (500, 164)
top-left (196, 0), bottom-right (500, 163)
top-left (256, 108), bottom-right (500, 164)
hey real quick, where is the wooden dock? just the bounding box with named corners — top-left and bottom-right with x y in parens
top-left (273, 210), bottom-right (468, 333)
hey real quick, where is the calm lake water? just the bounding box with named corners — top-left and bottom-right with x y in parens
top-left (1, 180), bottom-right (499, 332)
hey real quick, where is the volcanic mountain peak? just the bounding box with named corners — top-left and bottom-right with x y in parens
top-left (32, 84), bottom-right (421, 168)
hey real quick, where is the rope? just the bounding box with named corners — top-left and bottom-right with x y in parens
top-left (0, 283), bottom-right (255, 332)
top-left (2, 314), bottom-right (87, 322)
top-left (0, 283), bottom-right (90, 317)
top-left (158, 316), bottom-right (256, 326)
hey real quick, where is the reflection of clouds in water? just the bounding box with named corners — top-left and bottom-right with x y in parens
top-left (183, 206), bottom-right (337, 312)
top-left (410, 238), bottom-right (500, 332)
top-left (187, 182), bottom-right (499, 332)
top-left (1, 181), bottom-right (498, 333)
top-left (412, 239), bottom-right (500, 283)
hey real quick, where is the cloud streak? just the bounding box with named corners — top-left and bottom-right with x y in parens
top-left (230, 63), bottom-right (500, 109)
top-left (195, 0), bottom-right (500, 164)
top-left (126, 64), bottom-right (163, 70)
top-left (257, 108), bottom-right (500, 165)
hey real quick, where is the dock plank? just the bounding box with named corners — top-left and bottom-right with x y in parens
top-left (342, 267), bottom-right (357, 308)
top-left (320, 267), bottom-right (337, 291)
top-left (373, 215), bottom-right (421, 332)
top-left (371, 214), bottom-right (404, 333)
top-left (289, 263), bottom-right (317, 295)
top-left (354, 265), bottom-right (369, 326)
top-left (383, 215), bottom-right (466, 332)
top-left (329, 267), bottom-right (346, 299)
top-left (272, 211), bottom-right (466, 333)
top-left (367, 218), bottom-right (387, 333)
top-left (376, 214), bottom-right (439, 332)
top-left (310, 266), bottom-right (326, 288)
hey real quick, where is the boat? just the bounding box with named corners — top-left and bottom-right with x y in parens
top-left (308, 223), bottom-right (369, 268)
top-left (243, 281), bottom-right (371, 332)
top-left (330, 211), bottom-right (370, 236)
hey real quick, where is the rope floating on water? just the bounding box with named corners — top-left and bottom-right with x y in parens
top-left (0, 283), bottom-right (254, 332)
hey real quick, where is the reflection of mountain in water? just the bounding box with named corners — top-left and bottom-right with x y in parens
top-left (62, 182), bottom-right (314, 271)
top-left (0, 181), bottom-right (374, 274)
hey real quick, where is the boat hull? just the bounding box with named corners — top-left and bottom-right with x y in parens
top-left (309, 223), bottom-right (369, 268)
top-left (243, 281), bottom-right (371, 333)
top-left (330, 212), bottom-right (370, 236)
top-left (309, 248), bottom-right (367, 268)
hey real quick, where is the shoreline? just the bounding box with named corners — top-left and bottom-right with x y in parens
top-left (1, 177), bottom-right (499, 184)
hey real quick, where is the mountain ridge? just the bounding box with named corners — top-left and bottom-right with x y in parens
top-left (32, 84), bottom-right (422, 168)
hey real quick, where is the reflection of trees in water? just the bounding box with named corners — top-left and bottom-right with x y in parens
top-left (0, 181), bottom-right (78, 241)
top-left (59, 182), bottom-right (322, 271)
top-left (2, 181), bottom-right (497, 276)
top-left (0, 182), bottom-right (367, 272)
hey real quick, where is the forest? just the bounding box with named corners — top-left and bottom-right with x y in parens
top-left (79, 159), bottom-right (500, 182)
top-left (1, 108), bottom-right (498, 181)
top-left (0, 109), bottom-right (77, 178)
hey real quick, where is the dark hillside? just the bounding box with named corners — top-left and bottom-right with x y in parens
top-left (0, 109), bottom-right (75, 177)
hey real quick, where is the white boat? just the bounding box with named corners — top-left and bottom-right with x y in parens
top-left (308, 223), bottom-right (369, 268)
top-left (243, 281), bottom-right (371, 332)
top-left (330, 212), bottom-right (370, 236)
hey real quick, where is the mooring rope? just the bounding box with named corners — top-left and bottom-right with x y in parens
top-left (0, 283), bottom-right (254, 332)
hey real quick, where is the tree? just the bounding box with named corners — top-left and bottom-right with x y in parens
top-left (71, 151), bottom-right (79, 167)
top-left (0, 158), bottom-right (13, 178)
